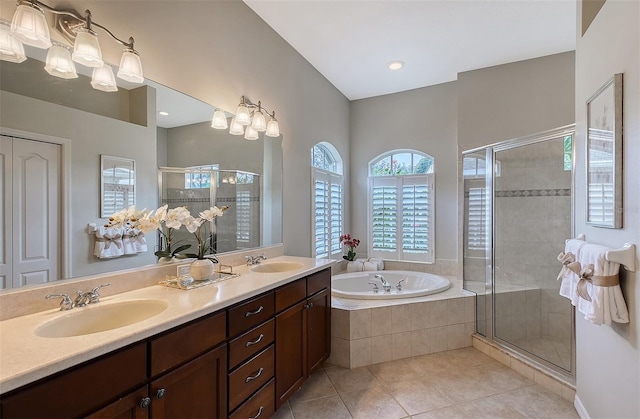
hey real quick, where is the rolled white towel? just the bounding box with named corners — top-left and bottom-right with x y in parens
top-left (347, 261), bottom-right (364, 272)
top-left (128, 229), bottom-right (148, 253)
top-left (122, 228), bottom-right (136, 255)
top-left (363, 261), bottom-right (378, 271)
top-left (94, 226), bottom-right (124, 258)
top-left (560, 238), bottom-right (587, 301)
top-left (368, 258), bottom-right (384, 270)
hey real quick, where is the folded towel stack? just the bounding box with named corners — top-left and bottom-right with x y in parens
top-left (123, 228), bottom-right (148, 254)
top-left (94, 226), bottom-right (125, 259)
top-left (557, 238), bottom-right (629, 325)
top-left (346, 258), bottom-right (385, 272)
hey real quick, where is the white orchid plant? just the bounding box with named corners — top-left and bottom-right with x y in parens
top-left (106, 204), bottom-right (228, 260)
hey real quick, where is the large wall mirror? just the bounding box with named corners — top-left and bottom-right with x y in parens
top-left (0, 51), bottom-right (283, 290)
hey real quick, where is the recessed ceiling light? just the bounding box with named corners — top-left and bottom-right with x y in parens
top-left (159, 111), bottom-right (169, 116)
top-left (388, 61), bottom-right (404, 70)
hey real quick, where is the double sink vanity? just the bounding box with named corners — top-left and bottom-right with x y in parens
top-left (0, 255), bottom-right (334, 418)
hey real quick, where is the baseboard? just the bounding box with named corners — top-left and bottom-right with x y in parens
top-left (574, 395), bottom-right (591, 419)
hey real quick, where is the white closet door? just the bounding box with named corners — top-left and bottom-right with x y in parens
top-left (0, 135), bottom-right (13, 288)
top-left (11, 138), bottom-right (60, 288)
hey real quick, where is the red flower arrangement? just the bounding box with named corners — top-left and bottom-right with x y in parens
top-left (339, 234), bottom-right (360, 261)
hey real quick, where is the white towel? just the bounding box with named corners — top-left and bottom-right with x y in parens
top-left (94, 226), bottom-right (125, 259)
top-left (123, 228), bottom-right (148, 254)
top-left (362, 261), bottom-right (378, 271)
top-left (368, 258), bottom-right (385, 270)
top-left (559, 239), bottom-right (587, 301)
top-left (347, 261), bottom-right (364, 272)
top-left (576, 243), bottom-right (629, 325)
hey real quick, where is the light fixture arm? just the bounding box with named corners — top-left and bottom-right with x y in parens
top-left (22, 0), bottom-right (135, 49)
top-left (241, 96), bottom-right (277, 121)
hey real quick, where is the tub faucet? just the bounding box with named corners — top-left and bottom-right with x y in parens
top-left (374, 274), bottom-right (391, 293)
top-left (396, 279), bottom-right (405, 292)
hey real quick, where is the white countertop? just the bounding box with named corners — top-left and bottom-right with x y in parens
top-left (0, 256), bottom-right (334, 394)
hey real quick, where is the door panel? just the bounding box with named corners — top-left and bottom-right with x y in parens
top-left (0, 135), bottom-right (12, 288)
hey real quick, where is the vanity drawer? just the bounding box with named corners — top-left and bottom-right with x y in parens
top-left (228, 292), bottom-right (274, 337)
top-left (229, 379), bottom-right (275, 419)
top-left (150, 311), bottom-right (226, 377)
top-left (275, 279), bottom-right (306, 312)
top-left (228, 319), bottom-right (275, 369)
top-left (228, 345), bottom-right (275, 411)
top-left (307, 268), bottom-right (331, 296)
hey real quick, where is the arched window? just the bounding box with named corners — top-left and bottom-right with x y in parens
top-left (311, 143), bottom-right (343, 258)
top-left (368, 150), bottom-right (434, 262)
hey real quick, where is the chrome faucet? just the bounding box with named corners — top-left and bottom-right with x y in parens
top-left (396, 279), bottom-right (405, 292)
top-left (374, 274), bottom-right (392, 293)
top-left (367, 281), bottom-right (380, 293)
top-left (89, 283), bottom-right (111, 304)
top-left (45, 294), bottom-right (74, 311)
top-left (75, 283), bottom-right (111, 307)
top-left (245, 254), bottom-right (267, 265)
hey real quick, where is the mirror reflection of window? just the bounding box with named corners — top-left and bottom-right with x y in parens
top-left (101, 156), bottom-right (135, 217)
top-left (587, 129), bottom-right (614, 225)
top-left (185, 164), bottom-right (219, 189)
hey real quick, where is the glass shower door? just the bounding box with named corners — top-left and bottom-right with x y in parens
top-left (492, 136), bottom-right (573, 372)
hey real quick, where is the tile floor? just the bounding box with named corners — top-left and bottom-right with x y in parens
top-left (272, 347), bottom-right (578, 419)
top-left (510, 336), bottom-right (571, 371)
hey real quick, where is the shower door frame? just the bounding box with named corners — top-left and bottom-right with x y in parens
top-left (463, 124), bottom-right (577, 380)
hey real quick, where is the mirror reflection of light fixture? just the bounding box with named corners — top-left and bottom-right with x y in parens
top-left (219, 96), bottom-right (280, 140)
top-left (229, 116), bottom-right (244, 135)
top-left (45, 43), bottom-right (77, 78)
top-left (91, 64), bottom-right (118, 92)
top-left (211, 108), bottom-right (228, 129)
top-left (4, 1), bottom-right (143, 91)
top-left (244, 125), bottom-right (259, 141)
top-left (0, 21), bottom-right (26, 63)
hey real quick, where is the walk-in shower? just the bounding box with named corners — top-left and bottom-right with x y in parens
top-left (463, 125), bottom-right (575, 379)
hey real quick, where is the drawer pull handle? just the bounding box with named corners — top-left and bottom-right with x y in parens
top-left (245, 367), bottom-right (264, 383)
top-left (245, 333), bottom-right (265, 347)
top-left (245, 305), bottom-right (264, 317)
top-left (156, 388), bottom-right (166, 399)
top-left (304, 302), bottom-right (314, 310)
top-left (139, 397), bottom-right (151, 409)
top-left (249, 406), bottom-right (264, 419)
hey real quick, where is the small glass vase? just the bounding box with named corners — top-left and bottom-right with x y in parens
top-left (190, 258), bottom-right (215, 281)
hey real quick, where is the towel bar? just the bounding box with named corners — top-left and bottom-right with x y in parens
top-left (568, 234), bottom-right (636, 272)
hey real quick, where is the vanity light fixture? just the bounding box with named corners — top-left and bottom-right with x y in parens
top-left (0, 21), bottom-right (26, 63)
top-left (4, 0), bottom-right (143, 91)
top-left (90, 64), bottom-right (118, 92)
top-left (220, 96), bottom-right (280, 139)
top-left (44, 43), bottom-right (77, 78)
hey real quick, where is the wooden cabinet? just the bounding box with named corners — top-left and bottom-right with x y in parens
top-left (150, 345), bottom-right (227, 419)
top-left (0, 266), bottom-right (332, 419)
top-left (275, 268), bottom-right (331, 408)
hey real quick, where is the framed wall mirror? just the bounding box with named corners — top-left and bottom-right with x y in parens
top-left (100, 155), bottom-right (136, 218)
top-left (586, 73), bottom-right (623, 228)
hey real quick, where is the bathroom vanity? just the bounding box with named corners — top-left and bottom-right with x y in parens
top-left (0, 257), bottom-right (332, 418)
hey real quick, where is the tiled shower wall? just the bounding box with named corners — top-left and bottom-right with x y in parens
top-left (493, 140), bottom-right (572, 356)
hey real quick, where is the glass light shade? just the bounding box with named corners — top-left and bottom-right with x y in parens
top-left (235, 103), bottom-right (251, 125)
top-left (251, 110), bottom-right (267, 132)
top-left (0, 22), bottom-right (26, 63)
top-left (10, 4), bottom-right (51, 49)
top-left (265, 119), bottom-right (280, 137)
top-left (229, 117), bottom-right (244, 135)
top-left (117, 49), bottom-right (144, 83)
top-left (244, 125), bottom-right (259, 141)
top-left (72, 29), bottom-right (103, 68)
top-left (211, 109), bottom-right (228, 129)
top-left (44, 45), bottom-right (78, 79)
top-left (91, 65), bottom-right (118, 92)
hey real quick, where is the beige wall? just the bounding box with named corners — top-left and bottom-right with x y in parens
top-left (458, 51), bottom-right (575, 151)
top-left (350, 81), bottom-right (458, 263)
top-left (575, 0), bottom-right (639, 417)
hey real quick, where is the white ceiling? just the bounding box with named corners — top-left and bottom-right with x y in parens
top-left (243, 0), bottom-right (577, 100)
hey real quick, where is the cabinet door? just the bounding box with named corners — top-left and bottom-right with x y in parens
top-left (307, 288), bottom-right (331, 374)
top-left (150, 344), bottom-right (227, 419)
top-left (85, 386), bottom-right (150, 419)
top-left (274, 300), bottom-right (307, 409)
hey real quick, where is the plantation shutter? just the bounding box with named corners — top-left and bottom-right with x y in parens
top-left (588, 183), bottom-right (614, 225)
top-left (369, 175), bottom-right (434, 262)
top-left (312, 169), bottom-right (343, 258)
top-left (236, 190), bottom-right (251, 245)
top-left (467, 187), bottom-right (487, 251)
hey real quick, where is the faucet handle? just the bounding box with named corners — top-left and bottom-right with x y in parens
top-left (396, 279), bottom-right (405, 291)
top-left (45, 294), bottom-right (74, 311)
top-left (367, 281), bottom-right (380, 293)
top-left (90, 283), bottom-right (111, 304)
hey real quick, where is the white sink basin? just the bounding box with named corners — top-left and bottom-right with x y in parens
top-left (35, 299), bottom-right (169, 338)
top-left (250, 262), bottom-right (304, 273)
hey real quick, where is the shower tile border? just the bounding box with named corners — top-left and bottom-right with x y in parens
top-left (472, 334), bottom-right (575, 403)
